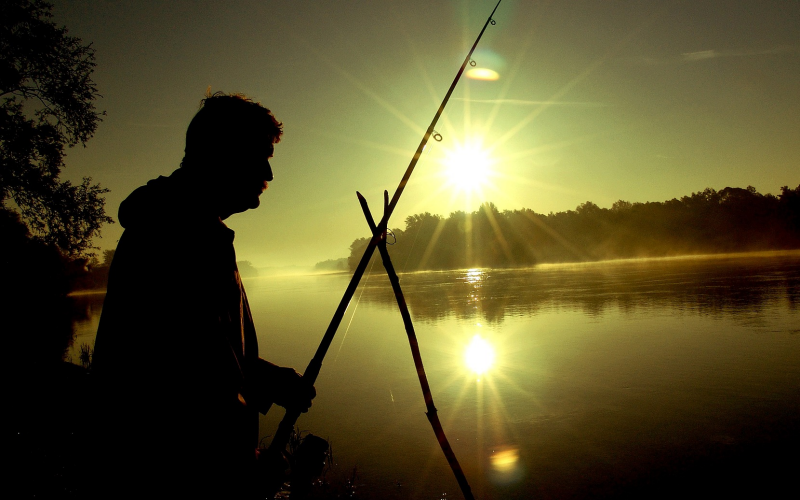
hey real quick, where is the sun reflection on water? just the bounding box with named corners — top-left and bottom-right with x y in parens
top-left (465, 334), bottom-right (495, 375)
top-left (464, 268), bottom-right (485, 284)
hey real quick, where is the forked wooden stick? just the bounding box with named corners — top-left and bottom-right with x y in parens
top-left (358, 190), bottom-right (475, 500)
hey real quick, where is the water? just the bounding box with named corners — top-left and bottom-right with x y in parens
top-left (68, 251), bottom-right (800, 498)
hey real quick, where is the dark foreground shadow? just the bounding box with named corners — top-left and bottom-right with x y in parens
top-left (610, 434), bottom-right (800, 499)
top-left (9, 362), bottom-right (94, 499)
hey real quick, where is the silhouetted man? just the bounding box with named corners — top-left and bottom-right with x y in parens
top-left (92, 92), bottom-right (313, 498)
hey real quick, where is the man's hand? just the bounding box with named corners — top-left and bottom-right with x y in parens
top-left (270, 366), bottom-right (316, 412)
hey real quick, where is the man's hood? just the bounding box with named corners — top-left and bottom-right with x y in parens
top-left (118, 170), bottom-right (195, 229)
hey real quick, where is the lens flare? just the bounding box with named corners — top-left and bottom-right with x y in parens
top-left (489, 446), bottom-right (523, 485)
top-left (465, 334), bottom-right (495, 374)
top-left (490, 447), bottom-right (519, 473)
top-left (466, 68), bottom-right (500, 81)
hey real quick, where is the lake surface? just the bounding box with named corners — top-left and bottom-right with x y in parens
top-left (68, 251), bottom-right (800, 498)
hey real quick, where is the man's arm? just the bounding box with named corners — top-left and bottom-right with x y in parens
top-left (248, 359), bottom-right (315, 414)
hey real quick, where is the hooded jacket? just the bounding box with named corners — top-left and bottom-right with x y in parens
top-left (92, 169), bottom-right (280, 497)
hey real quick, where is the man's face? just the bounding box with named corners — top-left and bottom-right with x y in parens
top-left (218, 139), bottom-right (275, 218)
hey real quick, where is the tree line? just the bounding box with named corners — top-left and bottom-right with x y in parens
top-left (347, 185), bottom-right (800, 272)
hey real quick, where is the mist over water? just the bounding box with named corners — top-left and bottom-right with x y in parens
top-left (68, 251), bottom-right (800, 498)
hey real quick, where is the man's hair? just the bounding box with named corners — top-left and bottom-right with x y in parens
top-left (182, 91), bottom-right (283, 168)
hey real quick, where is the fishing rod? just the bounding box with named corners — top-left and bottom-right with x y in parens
top-left (267, 0), bottom-right (503, 473)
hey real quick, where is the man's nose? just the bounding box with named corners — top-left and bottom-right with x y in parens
top-left (264, 160), bottom-right (274, 182)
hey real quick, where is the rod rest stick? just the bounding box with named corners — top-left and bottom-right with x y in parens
top-left (357, 191), bottom-right (475, 500)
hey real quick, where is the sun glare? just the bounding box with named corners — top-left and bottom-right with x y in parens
top-left (466, 68), bottom-right (500, 81)
top-left (465, 334), bottom-right (495, 374)
top-left (442, 141), bottom-right (494, 194)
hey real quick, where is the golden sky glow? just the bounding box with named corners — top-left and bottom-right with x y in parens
top-left (51, 0), bottom-right (800, 267)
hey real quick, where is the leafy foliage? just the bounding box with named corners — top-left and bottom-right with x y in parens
top-left (348, 185), bottom-right (800, 271)
top-left (1, 0), bottom-right (112, 256)
top-left (1, 206), bottom-right (75, 364)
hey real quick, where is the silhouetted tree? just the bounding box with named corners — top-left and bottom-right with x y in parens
top-left (1, 0), bottom-right (112, 256)
top-left (69, 246), bottom-right (116, 290)
top-left (101, 248), bottom-right (115, 267)
top-left (314, 258), bottom-right (348, 272)
top-left (1, 206), bottom-right (76, 369)
top-left (348, 184), bottom-right (800, 272)
top-left (779, 185), bottom-right (800, 234)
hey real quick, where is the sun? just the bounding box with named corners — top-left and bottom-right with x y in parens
top-left (441, 140), bottom-right (494, 194)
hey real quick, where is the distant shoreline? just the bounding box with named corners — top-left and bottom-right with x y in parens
top-left (69, 249), bottom-right (800, 296)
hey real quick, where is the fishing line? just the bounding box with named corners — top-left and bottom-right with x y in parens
top-left (334, 254), bottom-right (379, 362)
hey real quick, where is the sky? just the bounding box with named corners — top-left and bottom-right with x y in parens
top-left (50, 0), bottom-right (799, 268)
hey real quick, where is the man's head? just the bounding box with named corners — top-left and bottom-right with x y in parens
top-left (182, 92), bottom-right (283, 217)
